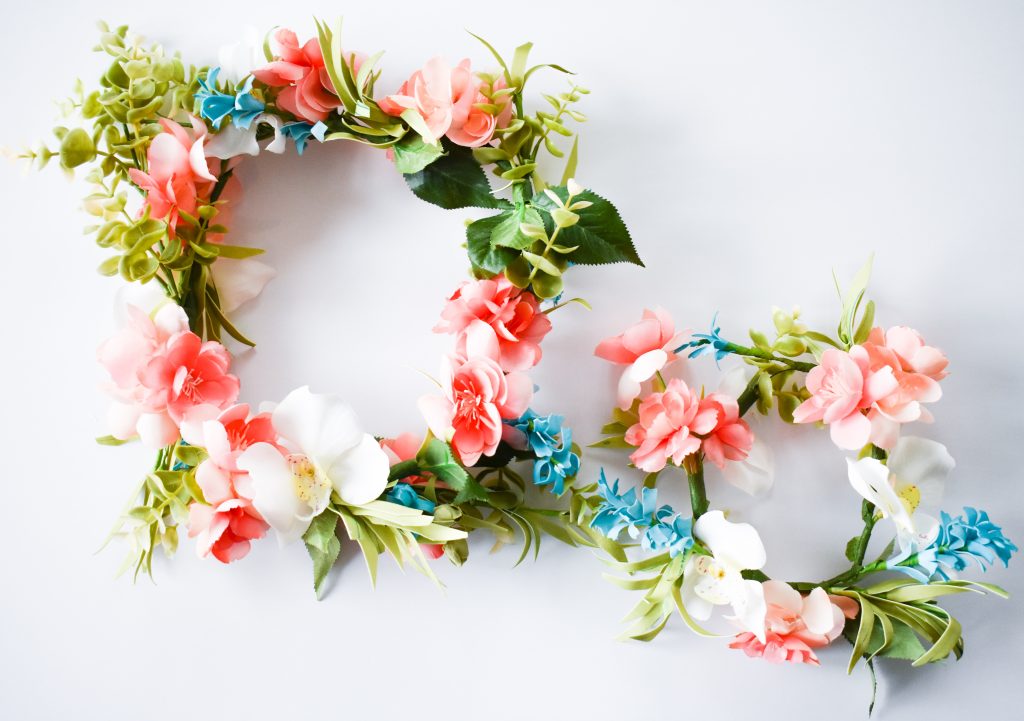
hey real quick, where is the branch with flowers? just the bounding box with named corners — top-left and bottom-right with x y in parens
top-left (25, 20), bottom-right (643, 596)
top-left (584, 258), bottom-right (1016, 707)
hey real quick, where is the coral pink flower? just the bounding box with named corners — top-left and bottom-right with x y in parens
top-left (699, 393), bottom-right (754, 469)
top-left (595, 307), bottom-right (686, 410)
top-left (181, 404), bottom-right (276, 563)
top-left (729, 581), bottom-right (858, 666)
top-left (128, 118), bottom-right (216, 235)
top-left (447, 61), bottom-right (511, 147)
top-left (379, 57), bottom-right (454, 141)
top-left (870, 326), bottom-right (949, 381)
top-left (434, 274), bottom-right (552, 372)
top-left (625, 379), bottom-right (718, 472)
top-left (792, 347), bottom-right (898, 450)
top-left (418, 321), bottom-right (532, 466)
top-left (252, 28), bottom-right (348, 123)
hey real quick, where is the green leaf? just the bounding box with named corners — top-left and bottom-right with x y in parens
top-left (96, 434), bottom-right (129, 446)
top-left (392, 132), bottom-right (444, 174)
top-left (404, 143), bottom-right (511, 210)
top-left (534, 187), bottom-right (642, 266)
top-left (213, 244), bottom-right (265, 260)
top-left (491, 205), bottom-right (543, 250)
top-left (59, 127), bottom-right (96, 169)
top-left (303, 511), bottom-right (341, 599)
top-left (844, 535), bottom-right (861, 563)
top-left (417, 439), bottom-right (489, 504)
top-left (836, 254), bottom-right (874, 346)
top-left (863, 617), bottom-right (928, 661)
top-left (467, 212), bottom-right (518, 274)
top-left (560, 135), bottom-right (579, 186)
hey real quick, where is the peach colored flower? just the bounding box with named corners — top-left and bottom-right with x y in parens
top-left (128, 118), bottom-right (216, 235)
top-left (418, 321), bottom-right (532, 466)
top-left (447, 61), bottom-right (511, 147)
top-left (792, 346), bottom-right (897, 450)
top-left (435, 274), bottom-right (552, 373)
top-left (252, 28), bottom-right (349, 123)
top-left (595, 307), bottom-right (686, 410)
top-left (699, 393), bottom-right (754, 469)
top-left (379, 57), bottom-right (454, 141)
top-left (729, 581), bottom-right (858, 666)
top-left (625, 378), bottom-right (718, 472)
top-left (870, 326), bottom-right (948, 381)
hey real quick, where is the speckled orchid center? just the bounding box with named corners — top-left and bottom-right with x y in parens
top-left (691, 554), bottom-right (732, 605)
top-left (286, 453), bottom-right (331, 515)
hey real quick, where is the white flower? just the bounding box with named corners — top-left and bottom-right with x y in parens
top-left (204, 114), bottom-right (286, 159)
top-left (716, 365), bottom-right (775, 495)
top-left (681, 510), bottom-right (768, 641)
top-left (846, 436), bottom-right (954, 551)
top-left (216, 26), bottom-right (265, 86)
top-left (236, 387), bottom-right (390, 544)
top-left (210, 257), bottom-right (276, 313)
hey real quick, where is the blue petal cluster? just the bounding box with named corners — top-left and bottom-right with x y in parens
top-left (590, 471), bottom-right (694, 556)
top-left (888, 507), bottom-right (1018, 582)
top-left (533, 429), bottom-right (580, 496)
top-left (675, 312), bottom-right (732, 364)
top-left (506, 409), bottom-right (565, 457)
top-left (280, 121), bottom-right (328, 155)
top-left (386, 482), bottom-right (435, 513)
top-left (194, 68), bottom-right (265, 130)
top-left (641, 515), bottom-right (695, 558)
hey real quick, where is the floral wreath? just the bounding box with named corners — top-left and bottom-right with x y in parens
top-left (25, 20), bottom-right (642, 595)
top-left (584, 257), bottom-right (1016, 705)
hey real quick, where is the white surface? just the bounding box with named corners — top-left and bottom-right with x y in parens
top-left (1, 1), bottom-right (1022, 719)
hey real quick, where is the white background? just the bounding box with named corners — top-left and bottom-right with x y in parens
top-left (1, 1), bottom-right (1021, 719)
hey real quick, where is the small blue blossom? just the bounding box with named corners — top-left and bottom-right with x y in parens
top-left (887, 507), bottom-right (1017, 582)
top-left (532, 429), bottom-right (580, 496)
top-left (231, 76), bottom-right (264, 129)
top-left (280, 120), bottom-right (327, 155)
top-left (641, 515), bottom-right (695, 558)
top-left (386, 482), bottom-right (435, 513)
top-left (675, 312), bottom-right (732, 365)
top-left (590, 470), bottom-right (671, 541)
top-left (194, 68), bottom-right (267, 132)
top-left (506, 409), bottom-right (565, 458)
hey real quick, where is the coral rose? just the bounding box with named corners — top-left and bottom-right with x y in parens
top-left (252, 28), bottom-right (348, 123)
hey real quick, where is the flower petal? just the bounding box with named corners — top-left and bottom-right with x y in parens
top-left (327, 433), bottom-right (390, 505)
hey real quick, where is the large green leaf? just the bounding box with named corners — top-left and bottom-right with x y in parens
top-left (534, 187), bottom-right (642, 266)
top-left (303, 512), bottom-right (341, 599)
top-left (417, 439), bottom-right (489, 504)
top-left (404, 144), bottom-right (512, 210)
top-left (467, 212), bottom-right (518, 274)
top-left (391, 133), bottom-right (444, 174)
top-left (491, 204), bottom-right (544, 250)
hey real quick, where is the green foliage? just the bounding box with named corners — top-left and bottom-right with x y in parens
top-left (391, 133), bottom-right (445, 174)
top-left (533, 186), bottom-right (642, 267)
top-left (416, 438), bottom-right (489, 504)
top-left (404, 143), bottom-right (512, 210)
top-left (303, 512), bottom-right (342, 598)
top-left (835, 255), bottom-right (875, 349)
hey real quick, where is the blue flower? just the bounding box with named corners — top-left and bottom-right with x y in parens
top-left (590, 470), bottom-right (671, 541)
top-left (532, 429), bottom-right (580, 496)
top-left (642, 515), bottom-right (695, 558)
top-left (887, 507), bottom-right (1017, 582)
top-left (280, 121), bottom-right (328, 155)
top-left (675, 312), bottom-right (732, 365)
top-left (506, 409), bottom-right (565, 458)
top-left (194, 68), bottom-right (267, 131)
top-left (231, 76), bottom-right (264, 129)
top-left (386, 482), bottom-right (435, 513)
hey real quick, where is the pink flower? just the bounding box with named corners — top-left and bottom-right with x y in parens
top-left (595, 308), bottom-right (685, 410)
top-left (128, 118), bottom-right (216, 235)
top-left (447, 61), bottom-right (512, 147)
top-left (434, 274), bottom-right (552, 372)
top-left (252, 29), bottom-right (347, 123)
top-left (97, 303), bottom-right (240, 447)
top-left (699, 393), bottom-right (754, 469)
top-left (870, 326), bottom-right (949, 381)
top-left (625, 379), bottom-right (718, 472)
top-left (792, 346), bottom-right (898, 450)
top-left (729, 581), bottom-right (858, 666)
top-left (379, 57), bottom-right (454, 141)
top-left (183, 404), bottom-right (274, 563)
top-left (418, 321), bottom-right (532, 467)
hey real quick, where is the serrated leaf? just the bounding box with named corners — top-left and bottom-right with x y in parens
top-left (534, 187), bottom-right (642, 266)
top-left (392, 132), bottom-right (444, 174)
top-left (303, 511), bottom-right (341, 599)
top-left (417, 439), bottom-right (488, 504)
top-left (467, 212), bottom-right (518, 274)
top-left (404, 143), bottom-right (511, 210)
top-left (491, 205), bottom-right (543, 250)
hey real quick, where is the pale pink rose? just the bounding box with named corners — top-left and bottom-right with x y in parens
top-left (625, 378), bottom-right (718, 472)
top-left (128, 118), bottom-right (217, 235)
top-left (729, 582), bottom-right (858, 666)
top-left (252, 29), bottom-right (352, 123)
top-left (699, 393), bottom-right (754, 469)
top-left (435, 274), bottom-right (552, 372)
top-left (595, 307), bottom-right (686, 410)
top-left (792, 347), bottom-right (898, 450)
top-left (182, 404), bottom-right (275, 563)
top-left (418, 321), bottom-right (532, 467)
top-left (446, 61), bottom-right (512, 147)
top-left (379, 57), bottom-right (454, 141)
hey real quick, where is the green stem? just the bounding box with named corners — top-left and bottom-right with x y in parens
top-left (720, 342), bottom-right (816, 373)
top-left (687, 459), bottom-right (709, 520)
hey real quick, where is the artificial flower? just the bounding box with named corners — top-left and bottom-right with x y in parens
top-left (715, 365), bottom-right (775, 495)
top-left (381, 435), bottom-right (442, 558)
top-left (236, 386), bottom-right (390, 543)
top-left (216, 26), bottom-right (265, 85)
top-left (531, 429), bottom-right (579, 495)
top-left (252, 28), bottom-right (343, 123)
top-left (728, 581), bottom-right (857, 666)
top-left (681, 510), bottom-right (768, 641)
top-left (194, 68), bottom-right (264, 130)
top-left (641, 515), bottom-right (695, 558)
top-left (846, 436), bottom-right (954, 551)
top-left (418, 320), bottom-right (532, 466)
top-left (379, 57), bottom-right (455, 141)
top-left (678, 312), bottom-right (732, 364)
top-left (434, 274), bottom-right (551, 372)
top-left (590, 470), bottom-right (671, 540)
top-left (447, 61), bottom-right (512, 147)
top-left (699, 392), bottom-right (754, 469)
top-left (127, 118), bottom-right (217, 235)
top-left (204, 113), bottom-right (288, 158)
top-left (504, 409), bottom-right (565, 457)
top-left (869, 326), bottom-right (948, 381)
top-left (624, 378), bottom-right (717, 473)
top-left (792, 346), bottom-right (897, 450)
top-left (386, 482), bottom-right (435, 513)
top-left (594, 307), bottom-right (684, 410)
top-left (887, 507), bottom-right (1017, 582)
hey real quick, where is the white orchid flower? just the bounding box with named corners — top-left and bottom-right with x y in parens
top-left (204, 114), bottom-right (286, 159)
top-left (846, 436), bottom-right (954, 551)
top-left (681, 510), bottom-right (768, 641)
top-left (210, 256), bottom-right (276, 313)
top-left (236, 387), bottom-right (390, 544)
